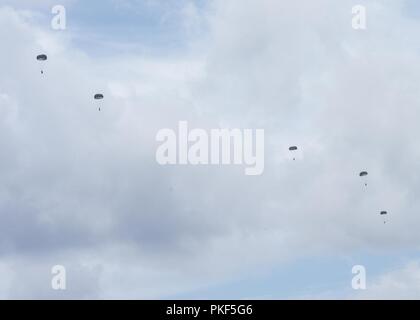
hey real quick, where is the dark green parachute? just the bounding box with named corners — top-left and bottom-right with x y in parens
top-left (380, 211), bottom-right (388, 224)
top-left (36, 54), bottom-right (47, 61)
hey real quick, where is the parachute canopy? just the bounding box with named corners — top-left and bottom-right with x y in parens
top-left (380, 211), bottom-right (388, 215)
top-left (36, 54), bottom-right (47, 61)
top-left (359, 171), bottom-right (368, 177)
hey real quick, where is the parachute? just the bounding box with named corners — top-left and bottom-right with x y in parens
top-left (289, 146), bottom-right (298, 160)
top-left (359, 171), bottom-right (368, 187)
top-left (380, 211), bottom-right (388, 224)
top-left (36, 54), bottom-right (47, 74)
top-left (94, 94), bottom-right (104, 111)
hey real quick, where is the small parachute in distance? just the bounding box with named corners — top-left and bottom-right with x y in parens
top-left (36, 54), bottom-right (47, 74)
top-left (380, 211), bottom-right (388, 224)
top-left (359, 171), bottom-right (368, 186)
top-left (289, 146), bottom-right (298, 161)
top-left (94, 94), bottom-right (104, 111)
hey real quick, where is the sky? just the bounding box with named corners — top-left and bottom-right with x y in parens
top-left (1, 0), bottom-right (420, 299)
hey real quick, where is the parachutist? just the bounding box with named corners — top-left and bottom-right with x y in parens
top-left (37, 54), bottom-right (47, 75)
top-left (380, 211), bottom-right (388, 224)
top-left (94, 93), bottom-right (104, 111)
top-left (289, 146), bottom-right (298, 161)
